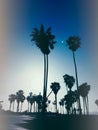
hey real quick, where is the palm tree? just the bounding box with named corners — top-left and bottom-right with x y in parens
top-left (78, 82), bottom-right (90, 115)
top-left (27, 95), bottom-right (30, 112)
top-left (16, 90), bottom-right (24, 112)
top-left (36, 93), bottom-right (43, 112)
top-left (64, 91), bottom-right (77, 114)
top-left (50, 82), bottom-right (61, 113)
top-left (30, 24), bottom-right (56, 113)
top-left (66, 36), bottom-right (81, 114)
top-left (95, 99), bottom-right (98, 108)
top-left (63, 74), bottom-right (75, 92)
top-left (8, 94), bottom-right (16, 111)
top-left (59, 98), bottom-right (65, 114)
top-left (20, 95), bottom-right (25, 112)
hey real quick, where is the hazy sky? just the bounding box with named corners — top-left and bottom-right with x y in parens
top-left (0, 0), bottom-right (98, 113)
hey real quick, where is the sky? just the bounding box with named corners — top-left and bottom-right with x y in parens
top-left (0, 0), bottom-right (98, 113)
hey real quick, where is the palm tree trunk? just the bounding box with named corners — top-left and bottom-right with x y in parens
top-left (55, 94), bottom-right (57, 113)
top-left (46, 55), bottom-right (48, 95)
top-left (17, 102), bottom-right (19, 112)
top-left (42, 54), bottom-right (47, 113)
top-left (13, 102), bottom-right (15, 111)
top-left (28, 102), bottom-right (29, 112)
top-left (86, 95), bottom-right (89, 115)
top-left (73, 52), bottom-right (81, 114)
top-left (20, 102), bottom-right (23, 112)
top-left (9, 102), bottom-right (11, 111)
top-left (30, 103), bottom-right (32, 112)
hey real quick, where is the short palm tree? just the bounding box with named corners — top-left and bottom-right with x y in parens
top-left (78, 82), bottom-right (90, 115)
top-left (16, 90), bottom-right (24, 112)
top-left (8, 94), bottom-right (16, 111)
top-left (95, 99), bottom-right (98, 108)
top-left (66, 36), bottom-right (81, 114)
top-left (63, 74), bottom-right (75, 92)
top-left (36, 93), bottom-right (43, 112)
top-left (59, 98), bottom-right (65, 114)
top-left (50, 82), bottom-right (61, 113)
top-left (30, 24), bottom-right (56, 113)
top-left (20, 95), bottom-right (25, 112)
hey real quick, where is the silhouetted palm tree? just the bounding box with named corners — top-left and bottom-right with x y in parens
top-left (64, 91), bottom-right (77, 114)
top-left (95, 99), bottom-right (98, 108)
top-left (31, 24), bottom-right (56, 113)
top-left (27, 92), bottom-right (34, 112)
top-left (16, 90), bottom-right (24, 112)
top-left (20, 95), bottom-right (25, 112)
top-left (66, 36), bottom-right (81, 114)
top-left (36, 93), bottom-right (43, 112)
top-left (50, 82), bottom-right (61, 112)
top-left (59, 98), bottom-right (65, 114)
top-left (27, 95), bottom-right (30, 112)
top-left (8, 94), bottom-right (16, 111)
top-left (78, 82), bottom-right (90, 115)
top-left (63, 74), bottom-right (75, 92)
top-left (0, 101), bottom-right (3, 110)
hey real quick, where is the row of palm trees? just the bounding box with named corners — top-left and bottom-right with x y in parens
top-left (8, 78), bottom-right (90, 115)
top-left (8, 82), bottom-right (61, 113)
top-left (30, 24), bottom-right (86, 114)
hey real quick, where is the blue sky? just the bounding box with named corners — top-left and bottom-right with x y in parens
top-left (1, 0), bottom-right (98, 113)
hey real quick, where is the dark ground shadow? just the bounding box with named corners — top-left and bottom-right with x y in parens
top-left (17, 113), bottom-right (98, 130)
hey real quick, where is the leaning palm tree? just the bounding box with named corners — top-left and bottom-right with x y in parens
top-left (30, 24), bottom-right (56, 113)
top-left (66, 36), bottom-right (81, 114)
top-left (78, 82), bottom-right (90, 115)
top-left (50, 82), bottom-right (61, 113)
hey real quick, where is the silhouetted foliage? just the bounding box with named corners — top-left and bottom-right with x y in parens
top-left (16, 90), bottom-right (25, 112)
top-left (50, 82), bottom-right (61, 112)
top-left (63, 74), bottom-right (75, 91)
top-left (8, 94), bottom-right (16, 111)
top-left (78, 83), bottom-right (90, 115)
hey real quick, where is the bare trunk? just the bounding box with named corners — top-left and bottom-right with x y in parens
top-left (73, 52), bottom-right (81, 114)
top-left (55, 94), bottom-right (57, 113)
top-left (42, 54), bottom-right (48, 113)
top-left (9, 102), bottom-right (11, 111)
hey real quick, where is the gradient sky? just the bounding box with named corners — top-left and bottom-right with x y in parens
top-left (0, 0), bottom-right (98, 113)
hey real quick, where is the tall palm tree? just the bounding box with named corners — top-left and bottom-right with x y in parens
top-left (30, 24), bottom-right (56, 113)
top-left (66, 36), bottom-right (81, 114)
top-left (50, 82), bottom-right (61, 113)
top-left (78, 82), bottom-right (90, 115)
top-left (8, 94), bottom-right (16, 111)
top-left (63, 74), bottom-right (75, 92)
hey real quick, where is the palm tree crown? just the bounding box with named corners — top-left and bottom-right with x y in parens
top-left (31, 24), bottom-right (56, 55)
top-left (66, 36), bottom-right (80, 52)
